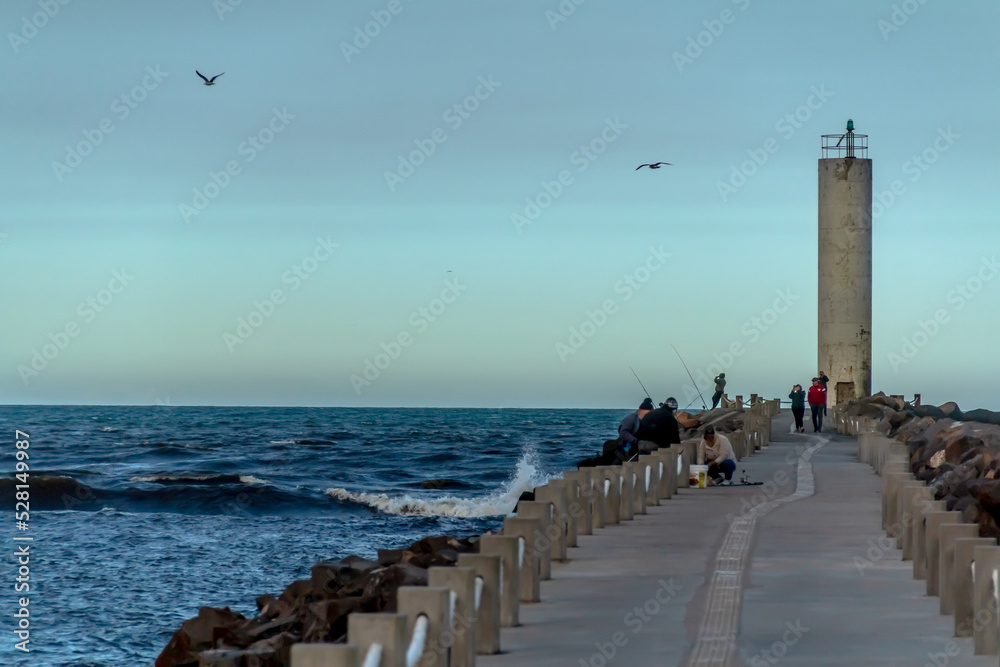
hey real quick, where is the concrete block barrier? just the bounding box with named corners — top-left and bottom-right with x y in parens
top-left (514, 501), bottom-right (554, 579)
top-left (654, 449), bottom-right (676, 499)
top-left (619, 462), bottom-right (635, 521)
top-left (953, 538), bottom-right (994, 637)
top-left (897, 481), bottom-right (928, 560)
top-left (346, 613), bottom-right (407, 667)
top-left (631, 461), bottom-right (648, 515)
top-left (397, 586), bottom-right (451, 667)
top-left (940, 523), bottom-right (980, 615)
top-left (545, 478), bottom-right (578, 547)
top-left (586, 467), bottom-right (606, 529)
top-left (457, 554), bottom-right (502, 654)
top-left (478, 535), bottom-right (520, 627)
top-left (883, 471), bottom-right (913, 536)
top-left (428, 566), bottom-right (477, 667)
top-left (598, 466), bottom-right (621, 525)
top-left (973, 545), bottom-right (1000, 654)
top-left (926, 512), bottom-right (964, 597)
top-left (561, 470), bottom-right (592, 536)
top-left (638, 455), bottom-right (661, 507)
top-left (673, 444), bottom-right (691, 489)
top-left (914, 500), bottom-right (948, 581)
top-left (290, 644), bottom-right (359, 667)
top-left (502, 517), bottom-right (540, 603)
top-left (532, 486), bottom-right (567, 562)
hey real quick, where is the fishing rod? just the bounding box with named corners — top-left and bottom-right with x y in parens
top-left (671, 344), bottom-right (708, 411)
top-left (629, 366), bottom-right (652, 401)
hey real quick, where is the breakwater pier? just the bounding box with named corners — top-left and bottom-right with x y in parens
top-left (196, 398), bottom-right (1000, 667)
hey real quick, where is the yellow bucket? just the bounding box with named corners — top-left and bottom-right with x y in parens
top-left (690, 464), bottom-right (709, 488)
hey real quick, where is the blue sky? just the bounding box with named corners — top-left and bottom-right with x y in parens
top-left (2, 0), bottom-right (997, 409)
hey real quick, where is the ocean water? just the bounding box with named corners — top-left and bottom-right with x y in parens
top-left (0, 405), bottom-right (627, 666)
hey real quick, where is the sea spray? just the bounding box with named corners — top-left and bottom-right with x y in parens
top-left (325, 444), bottom-right (551, 517)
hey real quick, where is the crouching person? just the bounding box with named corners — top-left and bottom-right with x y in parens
top-left (697, 425), bottom-right (737, 486)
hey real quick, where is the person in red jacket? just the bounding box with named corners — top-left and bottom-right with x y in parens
top-left (807, 378), bottom-right (827, 432)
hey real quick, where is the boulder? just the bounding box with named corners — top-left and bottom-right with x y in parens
top-left (377, 549), bottom-right (408, 566)
top-left (300, 598), bottom-right (361, 642)
top-left (888, 409), bottom-right (914, 431)
top-left (310, 558), bottom-right (378, 596)
top-left (865, 394), bottom-right (904, 410)
top-left (277, 579), bottom-right (322, 611)
top-left (938, 401), bottom-right (964, 421)
top-left (357, 562), bottom-right (429, 612)
top-left (155, 606), bottom-right (248, 667)
top-left (895, 416), bottom-right (937, 443)
top-left (196, 648), bottom-right (282, 667)
top-left (913, 404), bottom-right (947, 419)
top-left (962, 409), bottom-right (1000, 426)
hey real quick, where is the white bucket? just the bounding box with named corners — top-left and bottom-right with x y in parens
top-left (689, 464), bottom-right (709, 489)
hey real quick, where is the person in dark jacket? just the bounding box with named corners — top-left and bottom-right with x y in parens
top-left (636, 397), bottom-right (681, 453)
top-left (789, 384), bottom-right (806, 433)
top-left (618, 397), bottom-right (654, 459)
top-left (807, 378), bottom-right (827, 432)
top-left (817, 371), bottom-right (830, 415)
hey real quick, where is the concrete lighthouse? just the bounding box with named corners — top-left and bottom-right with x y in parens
top-left (818, 119), bottom-right (872, 404)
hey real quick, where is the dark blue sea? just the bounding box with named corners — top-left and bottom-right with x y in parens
top-left (0, 406), bottom-right (627, 666)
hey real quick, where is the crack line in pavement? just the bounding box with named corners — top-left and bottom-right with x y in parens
top-left (685, 438), bottom-right (827, 667)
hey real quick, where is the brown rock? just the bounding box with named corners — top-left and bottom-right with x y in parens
top-left (963, 409), bottom-right (1000, 426)
top-left (301, 598), bottom-right (361, 642)
top-left (377, 548), bottom-right (408, 566)
top-left (357, 562), bottom-right (429, 612)
top-left (155, 606), bottom-right (248, 667)
top-left (939, 401), bottom-right (964, 420)
top-left (196, 648), bottom-right (281, 667)
top-left (914, 404), bottom-right (947, 419)
top-left (943, 431), bottom-right (978, 465)
top-left (246, 631), bottom-right (297, 665)
top-left (310, 558), bottom-right (378, 596)
top-left (895, 416), bottom-right (937, 443)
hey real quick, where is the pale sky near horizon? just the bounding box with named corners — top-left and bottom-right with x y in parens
top-left (2, 0), bottom-right (998, 410)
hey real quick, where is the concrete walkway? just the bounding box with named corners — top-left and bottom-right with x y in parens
top-left (478, 414), bottom-right (997, 667)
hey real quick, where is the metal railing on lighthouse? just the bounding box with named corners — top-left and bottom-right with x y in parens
top-left (822, 118), bottom-right (868, 158)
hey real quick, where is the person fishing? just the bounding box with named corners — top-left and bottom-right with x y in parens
top-left (711, 373), bottom-right (726, 409)
top-left (618, 397), bottom-right (654, 458)
top-left (635, 397), bottom-right (681, 453)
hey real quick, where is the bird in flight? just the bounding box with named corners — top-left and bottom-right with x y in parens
top-left (196, 71), bottom-right (224, 86)
top-left (635, 162), bottom-right (672, 170)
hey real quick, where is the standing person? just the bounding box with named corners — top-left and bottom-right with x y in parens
top-left (789, 384), bottom-right (806, 433)
top-left (807, 378), bottom-right (827, 433)
top-left (817, 371), bottom-right (830, 416)
top-left (636, 397), bottom-right (681, 453)
top-left (618, 397), bottom-right (654, 458)
top-left (697, 425), bottom-right (737, 485)
top-left (711, 373), bottom-right (726, 409)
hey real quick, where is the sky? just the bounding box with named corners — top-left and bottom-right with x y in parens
top-left (1, 0), bottom-right (998, 410)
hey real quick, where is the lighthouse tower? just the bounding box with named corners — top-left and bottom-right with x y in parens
top-left (818, 120), bottom-right (873, 404)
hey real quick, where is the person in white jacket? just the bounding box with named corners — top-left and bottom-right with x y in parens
top-left (697, 425), bottom-right (737, 485)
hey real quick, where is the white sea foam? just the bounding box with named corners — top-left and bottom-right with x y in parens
top-left (325, 445), bottom-right (551, 517)
top-left (239, 475), bottom-right (268, 485)
top-left (129, 474), bottom-right (268, 485)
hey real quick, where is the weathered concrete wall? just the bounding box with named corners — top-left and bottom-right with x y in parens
top-left (818, 156), bottom-right (872, 402)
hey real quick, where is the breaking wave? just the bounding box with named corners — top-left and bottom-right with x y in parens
top-left (325, 445), bottom-right (550, 517)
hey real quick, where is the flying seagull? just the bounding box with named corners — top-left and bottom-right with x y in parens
top-left (196, 70), bottom-right (224, 86)
top-left (635, 162), bottom-right (672, 170)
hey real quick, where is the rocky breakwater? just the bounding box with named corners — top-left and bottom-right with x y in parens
top-left (842, 394), bottom-right (1000, 537)
top-left (155, 535), bottom-right (478, 667)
